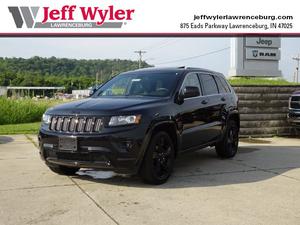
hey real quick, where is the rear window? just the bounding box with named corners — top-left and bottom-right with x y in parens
top-left (199, 74), bottom-right (219, 95)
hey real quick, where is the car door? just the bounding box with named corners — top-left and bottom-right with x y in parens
top-left (178, 72), bottom-right (210, 151)
top-left (197, 73), bottom-right (224, 142)
top-left (214, 75), bottom-right (232, 125)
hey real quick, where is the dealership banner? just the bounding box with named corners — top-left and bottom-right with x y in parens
top-left (0, 0), bottom-right (299, 35)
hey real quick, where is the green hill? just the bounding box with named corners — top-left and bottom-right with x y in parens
top-left (0, 56), bottom-right (151, 91)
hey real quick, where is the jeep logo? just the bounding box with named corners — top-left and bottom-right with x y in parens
top-left (256, 37), bottom-right (272, 46)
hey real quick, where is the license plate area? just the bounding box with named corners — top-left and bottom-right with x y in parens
top-left (58, 137), bottom-right (77, 151)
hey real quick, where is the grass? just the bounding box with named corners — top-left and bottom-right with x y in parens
top-left (229, 77), bottom-right (299, 86)
top-left (0, 98), bottom-right (62, 125)
top-left (0, 122), bottom-right (41, 135)
top-left (112, 87), bottom-right (126, 95)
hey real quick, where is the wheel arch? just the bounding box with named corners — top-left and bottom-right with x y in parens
top-left (142, 120), bottom-right (180, 159)
top-left (151, 122), bottom-right (179, 156)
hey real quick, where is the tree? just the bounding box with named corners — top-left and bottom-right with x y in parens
top-left (0, 57), bottom-right (152, 92)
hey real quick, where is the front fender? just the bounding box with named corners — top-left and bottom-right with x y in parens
top-left (135, 118), bottom-right (181, 172)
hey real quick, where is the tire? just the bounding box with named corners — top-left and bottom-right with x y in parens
top-left (48, 165), bottom-right (80, 175)
top-left (215, 120), bottom-right (239, 158)
top-left (140, 131), bottom-right (175, 185)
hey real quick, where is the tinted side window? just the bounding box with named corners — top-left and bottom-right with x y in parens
top-left (182, 73), bottom-right (201, 97)
top-left (219, 76), bottom-right (231, 93)
top-left (215, 76), bottom-right (229, 93)
top-left (199, 74), bottom-right (219, 95)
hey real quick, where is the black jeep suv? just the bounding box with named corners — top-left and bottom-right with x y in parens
top-left (39, 67), bottom-right (239, 184)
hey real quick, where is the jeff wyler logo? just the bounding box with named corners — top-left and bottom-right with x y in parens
top-left (8, 5), bottom-right (135, 29)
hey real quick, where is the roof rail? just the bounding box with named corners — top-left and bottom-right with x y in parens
top-left (185, 67), bottom-right (200, 70)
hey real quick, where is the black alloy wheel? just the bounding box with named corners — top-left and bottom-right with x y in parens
top-left (215, 120), bottom-right (239, 158)
top-left (140, 131), bottom-right (175, 184)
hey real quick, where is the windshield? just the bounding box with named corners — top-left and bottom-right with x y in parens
top-left (93, 72), bottom-right (179, 98)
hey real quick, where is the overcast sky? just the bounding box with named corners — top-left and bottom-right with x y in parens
top-left (0, 37), bottom-right (299, 81)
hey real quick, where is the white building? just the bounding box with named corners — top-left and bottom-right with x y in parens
top-left (72, 89), bottom-right (90, 99)
top-left (0, 87), bottom-right (7, 96)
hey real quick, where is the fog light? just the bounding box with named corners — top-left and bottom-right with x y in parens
top-left (43, 143), bottom-right (54, 149)
top-left (126, 141), bottom-right (133, 150)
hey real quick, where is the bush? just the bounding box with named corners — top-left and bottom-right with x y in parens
top-left (228, 77), bottom-right (298, 86)
top-left (0, 98), bottom-right (60, 125)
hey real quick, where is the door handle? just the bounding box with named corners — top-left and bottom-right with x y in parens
top-left (201, 100), bottom-right (208, 104)
top-left (221, 97), bottom-right (226, 101)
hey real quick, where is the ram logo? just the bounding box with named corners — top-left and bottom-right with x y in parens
top-left (252, 50), bottom-right (258, 57)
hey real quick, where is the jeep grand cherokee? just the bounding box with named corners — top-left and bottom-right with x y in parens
top-left (39, 67), bottom-right (240, 184)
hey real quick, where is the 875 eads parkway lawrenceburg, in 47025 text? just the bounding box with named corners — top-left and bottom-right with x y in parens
top-left (189, 22), bottom-right (270, 30)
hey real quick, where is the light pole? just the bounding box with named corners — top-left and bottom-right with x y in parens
top-left (134, 50), bottom-right (147, 68)
top-left (292, 54), bottom-right (300, 83)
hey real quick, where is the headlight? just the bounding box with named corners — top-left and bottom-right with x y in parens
top-left (42, 114), bottom-right (51, 124)
top-left (108, 115), bottom-right (141, 127)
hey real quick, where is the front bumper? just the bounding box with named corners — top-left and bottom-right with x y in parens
top-left (38, 126), bottom-right (149, 175)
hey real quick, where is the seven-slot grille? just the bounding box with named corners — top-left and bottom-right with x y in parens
top-left (50, 116), bottom-right (103, 133)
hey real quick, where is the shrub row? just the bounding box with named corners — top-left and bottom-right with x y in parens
top-left (0, 98), bottom-right (60, 125)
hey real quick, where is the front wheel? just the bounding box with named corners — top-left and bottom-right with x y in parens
top-left (215, 120), bottom-right (239, 158)
top-left (140, 131), bottom-right (175, 185)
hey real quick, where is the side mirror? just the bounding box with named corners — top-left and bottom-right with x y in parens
top-left (183, 86), bottom-right (200, 98)
top-left (89, 88), bottom-right (97, 97)
top-left (175, 86), bottom-right (200, 104)
top-left (88, 84), bottom-right (102, 97)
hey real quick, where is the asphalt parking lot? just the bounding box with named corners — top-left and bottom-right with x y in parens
top-left (0, 135), bottom-right (300, 225)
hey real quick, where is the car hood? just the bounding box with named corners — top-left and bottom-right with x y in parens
top-left (47, 97), bottom-right (168, 115)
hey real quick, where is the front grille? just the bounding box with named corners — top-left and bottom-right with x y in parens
top-left (291, 102), bottom-right (300, 109)
top-left (289, 113), bottom-right (300, 119)
top-left (57, 152), bottom-right (91, 161)
top-left (56, 152), bottom-right (108, 162)
top-left (49, 116), bottom-right (103, 133)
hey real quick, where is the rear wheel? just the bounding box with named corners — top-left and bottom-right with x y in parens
top-left (48, 165), bottom-right (79, 175)
top-left (140, 131), bottom-right (175, 185)
top-left (215, 120), bottom-right (239, 158)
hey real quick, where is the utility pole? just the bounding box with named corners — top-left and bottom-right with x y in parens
top-left (134, 50), bottom-right (147, 68)
top-left (99, 70), bottom-right (103, 84)
top-left (292, 54), bottom-right (300, 83)
top-left (96, 71), bottom-right (99, 85)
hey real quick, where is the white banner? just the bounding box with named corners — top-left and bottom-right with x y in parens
top-left (0, 0), bottom-right (299, 35)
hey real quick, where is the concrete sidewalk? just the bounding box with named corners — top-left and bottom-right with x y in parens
top-left (0, 135), bottom-right (300, 225)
